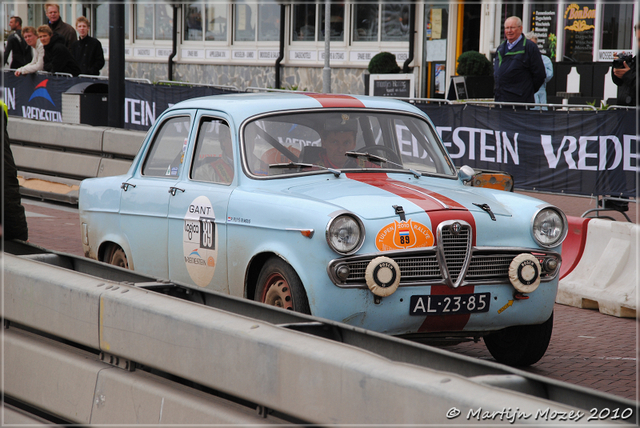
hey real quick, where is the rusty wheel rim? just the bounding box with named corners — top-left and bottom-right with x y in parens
top-left (110, 247), bottom-right (129, 269)
top-left (262, 273), bottom-right (293, 310)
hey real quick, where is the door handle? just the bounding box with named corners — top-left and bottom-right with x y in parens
top-left (121, 182), bottom-right (136, 191)
top-left (169, 187), bottom-right (185, 196)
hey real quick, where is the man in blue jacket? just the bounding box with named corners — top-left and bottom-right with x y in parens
top-left (494, 16), bottom-right (546, 103)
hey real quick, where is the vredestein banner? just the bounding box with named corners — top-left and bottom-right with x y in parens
top-left (415, 104), bottom-right (637, 198)
top-left (2, 72), bottom-right (637, 197)
top-left (2, 72), bottom-right (233, 131)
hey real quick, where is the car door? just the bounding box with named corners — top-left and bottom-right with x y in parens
top-left (119, 112), bottom-right (195, 278)
top-left (166, 113), bottom-right (236, 293)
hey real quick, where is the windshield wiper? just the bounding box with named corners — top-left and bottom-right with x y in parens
top-left (269, 162), bottom-right (341, 177)
top-left (345, 151), bottom-right (421, 179)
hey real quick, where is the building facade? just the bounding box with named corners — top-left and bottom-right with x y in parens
top-left (3, 1), bottom-right (638, 98)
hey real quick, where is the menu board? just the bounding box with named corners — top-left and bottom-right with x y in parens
top-left (369, 74), bottom-right (415, 98)
top-left (530, 6), bottom-right (557, 59)
top-left (563, 3), bottom-right (595, 62)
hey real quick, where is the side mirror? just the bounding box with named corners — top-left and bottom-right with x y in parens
top-left (458, 165), bottom-right (475, 183)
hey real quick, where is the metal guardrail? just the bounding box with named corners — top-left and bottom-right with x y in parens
top-left (459, 100), bottom-right (599, 111)
top-left (2, 241), bottom-right (637, 425)
top-left (125, 77), bottom-right (152, 84)
top-left (156, 79), bottom-right (238, 91)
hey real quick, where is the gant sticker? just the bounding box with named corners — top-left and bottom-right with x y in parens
top-left (375, 219), bottom-right (434, 251)
top-left (183, 196), bottom-right (217, 287)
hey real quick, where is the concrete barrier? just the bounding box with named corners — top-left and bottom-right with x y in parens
top-left (7, 117), bottom-right (144, 203)
top-left (6, 253), bottom-right (633, 425)
top-left (558, 219), bottom-right (638, 318)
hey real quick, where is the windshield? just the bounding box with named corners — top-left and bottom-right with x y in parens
top-left (242, 110), bottom-right (457, 178)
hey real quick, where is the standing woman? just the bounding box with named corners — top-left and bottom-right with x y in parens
top-left (38, 25), bottom-right (80, 76)
top-left (14, 26), bottom-right (45, 76)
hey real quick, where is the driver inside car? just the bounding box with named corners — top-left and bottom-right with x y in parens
top-left (317, 116), bottom-right (358, 168)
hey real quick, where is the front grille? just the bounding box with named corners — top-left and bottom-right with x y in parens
top-left (338, 251), bottom-right (520, 286)
top-left (345, 255), bottom-right (441, 284)
top-left (466, 255), bottom-right (514, 279)
top-left (440, 224), bottom-right (471, 282)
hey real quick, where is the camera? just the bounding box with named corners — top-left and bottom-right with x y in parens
top-left (613, 53), bottom-right (633, 69)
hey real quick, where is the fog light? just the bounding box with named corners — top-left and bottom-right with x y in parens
top-left (336, 264), bottom-right (350, 281)
top-left (509, 253), bottom-right (541, 294)
top-left (365, 256), bottom-right (401, 297)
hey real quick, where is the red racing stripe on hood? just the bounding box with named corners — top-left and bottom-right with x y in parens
top-left (346, 172), bottom-right (477, 333)
top-left (304, 93), bottom-right (366, 108)
top-left (346, 173), bottom-right (467, 212)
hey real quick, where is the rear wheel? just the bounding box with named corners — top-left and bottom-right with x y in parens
top-left (254, 257), bottom-right (310, 314)
top-left (483, 312), bottom-right (553, 367)
top-left (104, 244), bottom-right (129, 269)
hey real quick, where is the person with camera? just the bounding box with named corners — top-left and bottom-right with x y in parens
top-left (612, 24), bottom-right (639, 106)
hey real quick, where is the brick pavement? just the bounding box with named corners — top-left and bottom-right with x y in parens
top-left (439, 303), bottom-right (638, 401)
top-left (17, 195), bottom-right (639, 402)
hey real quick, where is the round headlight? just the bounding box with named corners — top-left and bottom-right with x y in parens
top-left (326, 214), bottom-right (364, 255)
top-left (532, 207), bottom-right (567, 248)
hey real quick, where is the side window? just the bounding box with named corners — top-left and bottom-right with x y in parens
top-left (190, 118), bottom-right (234, 185)
top-left (141, 116), bottom-right (191, 178)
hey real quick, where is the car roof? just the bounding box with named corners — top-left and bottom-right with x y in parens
top-left (169, 92), bottom-right (426, 124)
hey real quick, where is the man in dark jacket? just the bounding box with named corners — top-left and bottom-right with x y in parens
top-left (4, 16), bottom-right (31, 69)
top-left (494, 16), bottom-right (546, 104)
top-left (38, 25), bottom-right (81, 76)
top-left (70, 16), bottom-right (105, 75)
top-left (612, 24), bottom-right (639, 106)
top-left (45, 3), bottom-right (77, 49)
top-left (1, 100), bottom-right (29, 241)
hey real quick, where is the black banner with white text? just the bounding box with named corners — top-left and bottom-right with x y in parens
top-left (2, 72), bottom-right (637, 196)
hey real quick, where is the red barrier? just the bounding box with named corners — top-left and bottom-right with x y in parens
top-left (559, 216), bottom-right (591, 279)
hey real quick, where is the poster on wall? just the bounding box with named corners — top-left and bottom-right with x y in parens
top-left (563, 3), bottom-right (595, 62)
top-left (530, 5), bottom-right (557, 60)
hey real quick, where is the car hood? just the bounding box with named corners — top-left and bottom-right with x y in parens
top-left (285, 172), bottom-right (514, 220)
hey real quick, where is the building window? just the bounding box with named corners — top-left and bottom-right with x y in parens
top-left (352, 3), bottom-right (378, 41)
top-left (184, 3), bottom-right (203, 41)
top-left (292, 3), bottom-right (345, 42)
top-left (135, 3), bottom-right (172, 41)
top-left (292, 3), bottom-right (316, 41)
top-left (233, 1), bottom-right (279, 43)
top-left (205, 3), bottom-right (228, 41)
top-left (352, 3), bottom-right (408, 43)
top-left (600, 3), bottom-right (634, 50)
top-left (94, 3), bottom-right (130, 40)
top-left (258, 3), bottom-right (280, 41)
top-left (381, 4), bottom-right (410, 42)
top-left (155, 4), bottom-right (173, 40)
top-left (234, 3), bottom-right (255, 42)
top-left (320, 3), bottom-right (345, 42)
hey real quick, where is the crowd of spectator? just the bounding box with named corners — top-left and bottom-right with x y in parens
top-left (4, 3), bottom-right (104, 78)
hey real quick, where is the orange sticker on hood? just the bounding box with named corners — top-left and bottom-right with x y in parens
top-left (375, 219), bottom-right (434, 251)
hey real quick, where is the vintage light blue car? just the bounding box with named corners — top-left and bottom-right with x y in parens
top-left (79, 93), bottom-right (568, 366)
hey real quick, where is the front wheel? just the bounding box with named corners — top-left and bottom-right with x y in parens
top-left (254, 257), bottom-right (310, 314)
top-left (483, 312), bottom-right (553, 367)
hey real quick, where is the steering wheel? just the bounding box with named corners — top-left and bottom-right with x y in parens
top-left (355, 145), bottom-right (402, 165)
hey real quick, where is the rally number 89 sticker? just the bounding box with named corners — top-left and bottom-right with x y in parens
top-left (183, 196), bottom-right (217, 287)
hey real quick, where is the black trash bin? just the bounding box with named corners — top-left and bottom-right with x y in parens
top-left (62, 82), bottom-right (108, 126)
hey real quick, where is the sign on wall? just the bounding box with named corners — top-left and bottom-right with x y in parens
top-left (369, 74), bottom-right (415, 98)
top-left (563, 3), bottom-right (595, 62)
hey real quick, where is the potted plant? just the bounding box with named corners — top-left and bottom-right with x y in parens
top-left (455, 51), bottom-right (494, 99)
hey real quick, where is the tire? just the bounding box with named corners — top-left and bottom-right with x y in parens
top-left (104, 244), bottom-right (129, 269)
top-left (483, 312), bottom-right (553, 367)
top-left (254, 257), bottom-right (310, 314)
